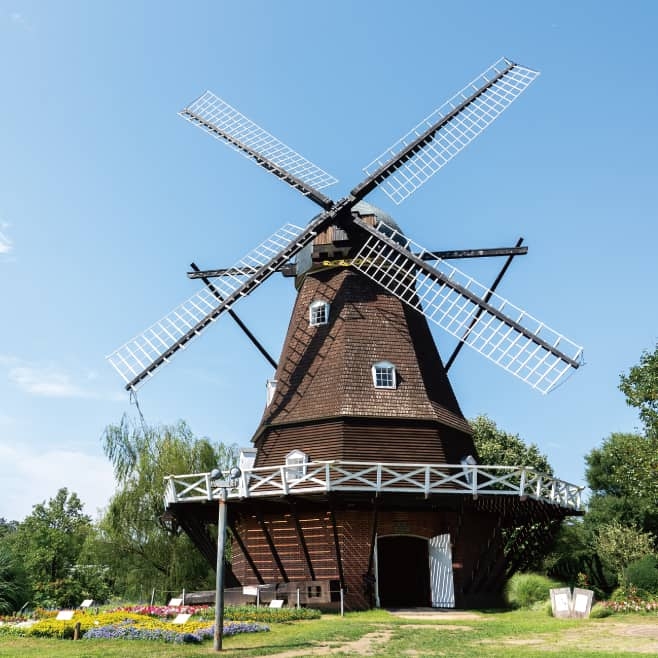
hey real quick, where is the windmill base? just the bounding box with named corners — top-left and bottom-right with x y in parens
top-left (168, 493), bottom-right (579, 611)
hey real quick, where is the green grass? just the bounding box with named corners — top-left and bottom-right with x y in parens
top-left (1, 608), bottom-right (657, 657)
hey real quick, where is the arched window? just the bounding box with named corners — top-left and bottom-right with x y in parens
top-left (309, 300), bottom-right (330, 326)
top-left (372, 361), bottom-right (396, 389)
top-left (285, 449), bottom-right (308, 480)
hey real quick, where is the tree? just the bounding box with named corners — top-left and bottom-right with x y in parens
top-left (585, 432), bottom-right (658, 538)
top-left (9, 488), bottom-right (93, 607)
top-left (96, 415), bottom-right (239, 601)
top-left (595, 521), bottom-right (655, 582)
top-left (470, 415), bottom-right (553, 473)
top-left (470, 415), bottom-right (556, 574)
top-left (619, 343), bottom-right (658, 438)
top-left (0, 538), bottom-right (28, 615)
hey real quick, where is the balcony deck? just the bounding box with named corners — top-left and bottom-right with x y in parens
top-left (164, 461), bottom-right (583, 511)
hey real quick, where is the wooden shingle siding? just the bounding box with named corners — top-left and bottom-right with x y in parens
top-left (254, 267), bottom-right (475, 468)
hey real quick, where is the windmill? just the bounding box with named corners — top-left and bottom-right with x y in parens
top-left (109, 57), bottom-right (584, 609)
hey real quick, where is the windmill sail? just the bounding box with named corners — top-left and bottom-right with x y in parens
top-left (107, 222), bottom-right (312, 389)
top-left (352, 219), bottom-right (582, 393)
top-left (180, 91), bottom-right (337, 209)
top-left (358, 58), bottom-right (539, 205)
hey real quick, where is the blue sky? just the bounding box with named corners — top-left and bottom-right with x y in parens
top-left (1, 1), bottom-right (657, 520)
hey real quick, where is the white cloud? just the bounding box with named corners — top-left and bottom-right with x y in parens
top-left (0, 441), bottom-right (115, 521)
top-left (0, 355), bottom-right (124, 401)
top-left (9, 12), bottom-right (29, 30)
top-left (8, 365), bottom-right (93, 398)
top-left (0, 227), bottom-right (12, 254)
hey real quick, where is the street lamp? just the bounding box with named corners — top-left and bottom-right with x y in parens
top-left (210, 465), bottom-right (242, 652)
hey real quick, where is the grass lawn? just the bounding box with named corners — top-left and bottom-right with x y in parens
top-left (1, 608), bottom-right (657, 657)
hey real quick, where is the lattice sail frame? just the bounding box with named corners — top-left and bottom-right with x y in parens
top-left (180, 91), bottom-right (338, 193)
top-left (107, 223), bottom-right (305, 387)
top-left (353, 222), bottom-right (583, 394)
top-left (363, 58), bottom-right (540, 205)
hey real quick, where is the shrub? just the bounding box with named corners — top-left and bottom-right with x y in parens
top-left (223, 604), bottom-right (321, 623)
top-left (505, 573), bottom-right (563, 609)
top-left (623, 555), bottom-right (658, 595)
top-left (589, 604), bottom-right (613, 618)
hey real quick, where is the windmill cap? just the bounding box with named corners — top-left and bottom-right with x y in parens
top-left (351, 201), bottom-right (404, 235)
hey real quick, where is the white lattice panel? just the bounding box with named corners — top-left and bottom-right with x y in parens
top-left (363, 58), bottom-right (539, 204)
top-left (181, 91), bottom-right (338, 191)
top-left (353, 223), bottom-right (583, 394)
top-left (107, 223), bottom-right (304, 386)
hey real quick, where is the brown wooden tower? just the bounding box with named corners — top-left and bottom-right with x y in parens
top-left (109, 58), bottom-right (585, 609)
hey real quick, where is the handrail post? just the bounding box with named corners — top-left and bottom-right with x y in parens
top-left (281, 466), bottom-right (289, 495)
top-left (205, 473), bottom-right (213, 501)
top-left (519, 468), bottom-right (527, 497)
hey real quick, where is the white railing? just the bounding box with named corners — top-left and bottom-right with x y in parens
top-left (164, 461), bottom-right (583, 511)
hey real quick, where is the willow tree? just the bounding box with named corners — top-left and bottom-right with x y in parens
top-left (97, 415), bottom-right (239, 602)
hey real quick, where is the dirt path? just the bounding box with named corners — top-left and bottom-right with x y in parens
top-left (261, 615), bottom-right (658, 657)
top-left (260, 629), bottom-right (394, 658)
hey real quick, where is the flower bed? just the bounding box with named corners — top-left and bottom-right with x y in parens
top-left (599, 598), bottom-right (658, 613)
top-left (3, 608), bottom-right (269, 642)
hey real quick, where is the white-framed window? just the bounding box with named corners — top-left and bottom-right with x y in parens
top-left (372, 361), bottom-right (396, 389)
top-left (309, 300), bottom-right (330, 326)
top-left (285, 449), bottom-right (308, 480)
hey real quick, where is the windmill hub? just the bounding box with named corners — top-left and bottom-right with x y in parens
top-left (293, 201), bottom-right (406, 285)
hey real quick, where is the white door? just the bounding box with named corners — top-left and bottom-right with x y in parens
top-left (428, 534), bottom-right (455, 608)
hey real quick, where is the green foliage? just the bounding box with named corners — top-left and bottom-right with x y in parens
top-left (619, 342), bottom-right (658, 439)
top-left (589, 603), bottom-right (613, 618)
top-left (224, 604), bottom-right (321, 623)
top-left (595, 521), bottom-right (655, 580)
top-left (585, 432), bottom-right (658, 539)
top-left (623, 554), bottom-right (658, 595)
top-left (504, 573), bottom-right (562, 609)
top-left (7, 488), bottom-right (93, 608)
top-left (0, 544), bottom-right (28, 614)
top-left (543, 521), bottom-right (612, 595)
top-left (96, 415), bottom-right (239, 601)
top-left (470, 415), bottom-right (553, 474)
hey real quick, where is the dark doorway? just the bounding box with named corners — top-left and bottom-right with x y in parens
top-left (377, 536), bottom-right (430, 607)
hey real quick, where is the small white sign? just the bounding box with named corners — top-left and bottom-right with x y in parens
top-left (269, 599), bottom-right (284, 608)
top-left (172, 613), bottom-right (191, 624)
top-left (56, 610), bottom-right (75, 620)
top-left (168, 598), bottom-right (183, 607)
top-left (80, 599), bottom-right (94, 608)
top-left (243, 586), bottom-right (259, 596)
top-left (555, 593), bottom-right (570, 612)
top-left (574, 593), bottom-right (588, 613)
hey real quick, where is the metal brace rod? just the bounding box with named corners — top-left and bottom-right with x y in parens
top-left (445, 237), bottom-right (525, 371)
top-left (190, 262), bottom-right (277, 370)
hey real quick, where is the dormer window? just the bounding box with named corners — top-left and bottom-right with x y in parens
top-left (309, 300), bottom-right (330, 326)
top-left (285, 449), bottom-right (308, 480)
top-left (372, 361), bottom-right (397, 389)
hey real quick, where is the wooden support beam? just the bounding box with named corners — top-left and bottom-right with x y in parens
top-left (328, 506), bottom-right (346, 592)
top-left (229, 520), bottom-right (265, 584)
top-left (366, 501), bottom-right (379, 576)
top-left (288, 501), bottom-right (316, 581)
top-left (256, 513), bottom-right (289, 582)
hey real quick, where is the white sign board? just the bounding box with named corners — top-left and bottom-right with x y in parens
top-left (56, 610), bottom-right (75, 620)
top-left (243, 586), bottom-right (259, 596)
top-left (80, 599), bottom-right (94, 608)
top-left (550, 587), bottom-right (594, 619)
top-left (168, 598), bottom-right (183, 607)
top-left (172, 613), bottom-right (191, 624)
top-left (269, 599), bottom-right (284, 608)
